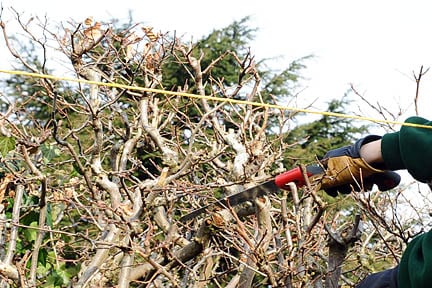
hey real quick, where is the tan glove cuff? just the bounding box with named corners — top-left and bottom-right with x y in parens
top-left (320, 156), bottom-right (383, 190)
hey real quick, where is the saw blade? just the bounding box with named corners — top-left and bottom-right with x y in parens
top-left (179, 179), bottom-right (278, 222)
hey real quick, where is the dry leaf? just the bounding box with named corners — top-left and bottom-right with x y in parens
top-left (142, 26), bottom-right (158, 42)
top-left (0, 174), bottom-right (14, 203)
top-left (84, 17), bottom-right (93, 27)
top-left (84, 21), bottom-right (102, 41)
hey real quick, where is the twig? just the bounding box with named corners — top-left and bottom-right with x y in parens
top-left (3, 184), bottom-right (24, 264)
top-left (413, 65), bottom-right (429, 115)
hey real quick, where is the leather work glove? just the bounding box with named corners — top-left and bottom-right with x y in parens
top-left (318, 135), bottom-right (401, 196)
top-left (324, 170), bottom-right (401, 197)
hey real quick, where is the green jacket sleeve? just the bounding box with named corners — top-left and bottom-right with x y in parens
top-left (381, 116), bottom-right (432, 182)
top-left (398, 231), bottom-right (432, 287)
top-left (381, 116), bottom-right (432, 287)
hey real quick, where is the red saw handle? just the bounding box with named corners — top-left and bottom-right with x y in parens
top-left (274, 165), bottom-right (325, 189)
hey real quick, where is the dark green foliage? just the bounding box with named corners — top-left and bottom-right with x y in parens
top-left (283, 96), bottom-right (369, 167)
top-left (260, 56), bottom-right (311, 101)
top-left (195, 17), bottom-right (256, 86)
top-left (162, 17), bottom-right (256, 91)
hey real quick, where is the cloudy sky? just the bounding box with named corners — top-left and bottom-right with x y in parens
top-left (2, 0), bottom-right (432, 124)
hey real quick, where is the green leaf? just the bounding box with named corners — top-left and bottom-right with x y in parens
top-left (56, 265), bottom-right (74, 284)
top-left (41, 143), bottom-right (61, 164)
top-left (0, 136), bottom-right (16, 157)
top-left (24, 221), bottom-right (39, 242)
top-left (43, 270), bottom-right (63, 287)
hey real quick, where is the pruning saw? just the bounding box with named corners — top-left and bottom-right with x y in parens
top-left (179, 165), bottom-right (325, 222)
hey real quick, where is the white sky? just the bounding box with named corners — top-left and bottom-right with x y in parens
top-left (2, 0), bottom-right (432, 124)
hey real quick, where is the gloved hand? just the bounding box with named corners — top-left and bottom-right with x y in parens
top-left (319, 135), bottom-right (401, 196)
top-left (324, 170), bottom-right (401, 197)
